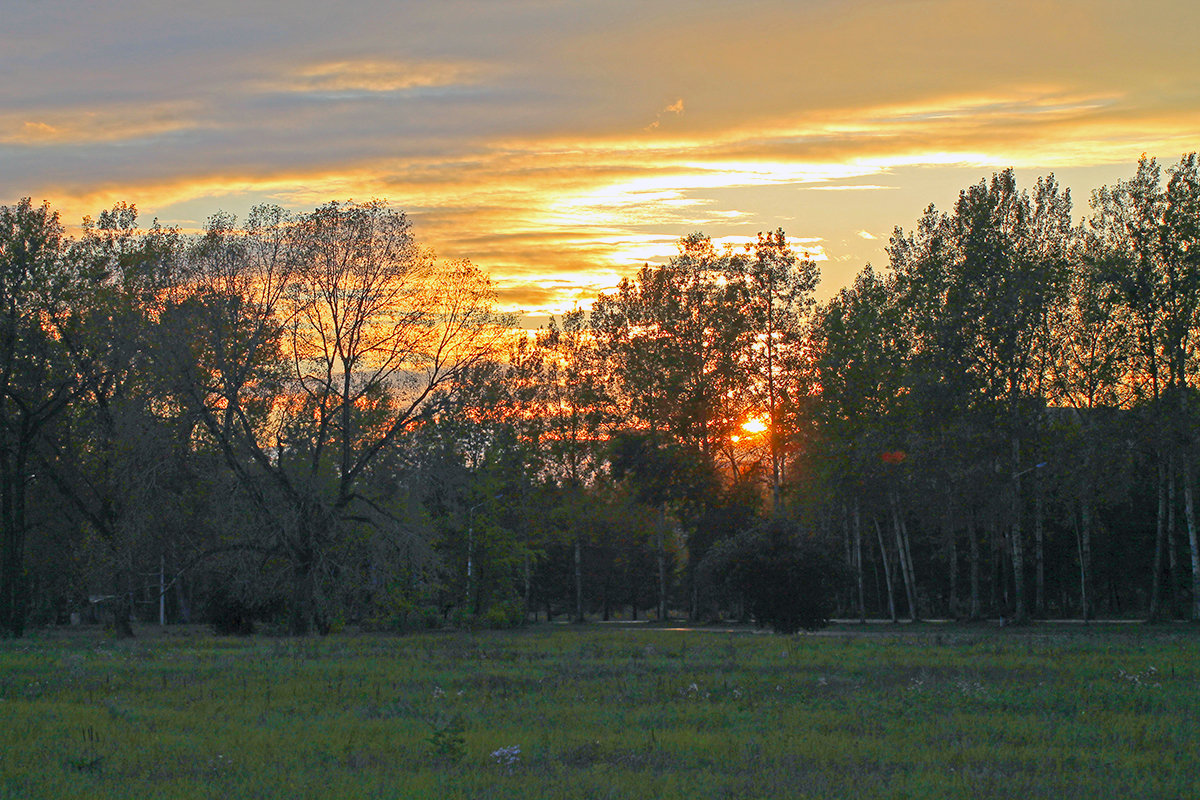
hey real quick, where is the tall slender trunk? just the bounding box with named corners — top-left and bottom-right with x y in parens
top-left (0, 450), bottom-right (30, 638)
top-left (0, 473), bottom-right (24, 637)
top-left (690, 578), bottom-right (699, 623)
top-left (465, 520), bottom-right (474, 612)
top-left (995, 521), bottom-right (1007, 612)
top-left (1168, 467), bottom-right (1180, 617)
top-left (765, 284), bottom-right (782, 512)
top-left (853, 499), bottom-right (865, 623)
top-left (945, 498), bottom-right (958, 618)
top-left (890, 491), bottom-right (918, 620)
top-left (841, 503), bottom-right (852, 569)
top-left (629, 545), bottom-right (639, 621)
top-left (177, 573), bottom-right (192, 624)
top-left (899, 508), bottom-right (919, 620)
top-left (1149, 461), bottom-right (1168, 621)
top-left (1079, 494), bottom-right (1093, 621)
top-left (573, 535), bottom-right (584, 623)
top-left (873, 516), bottom-right (897, 622)
top-left (656, 504), bottom-right (668, 622)
top-left (841, 503), bottom-right (853, 614)
top-left (111, 561), bottom-right (134, 639)
top-left (1010, 439), bottom-right (1027, 623)
top-left (602, 561), bottom-right (612, 622)
top-left (289, 555), bottom-right (315, 636)
top-left (1182, 460), bottom-right (1200, 621)
top-left (968, 515), bottom-right (981, 621)
top-left (159, 554), bottom-right (166, 627)
top-left (523, 553), bottom-right (531, 623)
top-left (1034, 475), bottom-right (1044, 617)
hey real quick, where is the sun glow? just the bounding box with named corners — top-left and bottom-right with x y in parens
top-left (740, 417), bottom-right (768, 434)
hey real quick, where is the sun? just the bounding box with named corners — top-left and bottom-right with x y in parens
top-left (740, 417), bottom-right (768, 434)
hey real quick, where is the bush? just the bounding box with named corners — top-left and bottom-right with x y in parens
top-left (700, 518), bottom-right (848, 633)
top-left (205, 589), bottom-right (264, 636)
top-left (482, 597), bottom-right (526, 629)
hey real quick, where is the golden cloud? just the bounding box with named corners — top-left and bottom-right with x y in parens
top-left (23, 81), bottom-right (1200, 318)
top-left (263, 59), bottom-right (486, 95)
top-left (0, 102), bottom-right (202, 146)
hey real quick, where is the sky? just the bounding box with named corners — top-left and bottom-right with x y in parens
top-left (4, 0), bottom-right (1200, 318)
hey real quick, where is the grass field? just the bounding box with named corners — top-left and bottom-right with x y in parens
top-left (0, 622), bottom-right (1196, 799)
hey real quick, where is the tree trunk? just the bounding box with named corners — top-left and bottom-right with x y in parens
top-left (111, 564), bottom-right (135, 639)
top-left (0, 473), bottom-right (25, 637)
top-left (159, 554), bottom-right (166, 627)
top-left (174, 572), bottom-right (191, 624)
top-left (656, 504), bottom-right (668, 622)
top-left (873, 516), bottom-right (897, 622)
top-left (289, 551), bottom-right (320, 636)
top-left (1182, 459), bottom-right (1200, 621)
top-left (968, 515), bottom-right (981, 621)
top-left (573, 534), bottom-right (584, 623)
top-left (1034, 474), bottom-right (1044, 617)
top-left (899, 510), bottom-right (919, 620)
top-left (0, 455), bottom-right (30, 638)
top-left (890, 491), bottom-right (918, 620)
top-left (1149, 461), bottom-right (1167, 621)
top-left (1079, 495), bottom-right (1093, 622)
top-left (853, 499), bottom-right (865, 623)
top-left (601, 557), bottom-right (611, 622)
top-left (1166, 460), bottom-right (1176, 618)
top-left (841, 503), bottom-right (853, 614)
top-left (945, 499), bottom-right (958, 619)
top-left (1010, 439), bottom-right (1027, 623)
top-left (523, 553), bottom-right (531, 623)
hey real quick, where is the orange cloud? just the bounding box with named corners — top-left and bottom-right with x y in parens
top-left (0, 102), bottom-right (201, 146)
top-left (262, 59), bottom-right (486, 94)
top-left (646, 98), bottom-right (685, 130)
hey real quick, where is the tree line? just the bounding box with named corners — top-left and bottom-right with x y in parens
top-left (2, 152), bottom-right (1199, 637)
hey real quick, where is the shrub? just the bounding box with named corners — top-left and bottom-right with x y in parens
top-left (204, 588), bottom-right (262, 636)
top-left (482, 598), bottom-right (525, 629)
top-left (700, 517), bottom-right (848, 633)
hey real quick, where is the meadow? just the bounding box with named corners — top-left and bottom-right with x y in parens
top-left (0, 623), bottom-right (1196, 799)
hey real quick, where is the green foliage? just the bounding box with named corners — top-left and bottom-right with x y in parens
top-left (481, 597), bottom-right (525, 629)
top-left (360, 587), bottom-right (443, 633)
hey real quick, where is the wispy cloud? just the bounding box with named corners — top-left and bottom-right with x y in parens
top-left (646, 98), bottom-right (685, 131)
top-left (0, 102), bottom-right (202, 146)
top-left (260, 59), bottom-right (487, 96)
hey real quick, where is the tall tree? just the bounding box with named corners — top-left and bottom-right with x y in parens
top-left (1045, 241), bottom-right (1132, 619)
top-left (808, 266), bottom-right (912, 617)
top-left (165, 201), bottom-right (508, 634)
top-left (536, 309), bottom-right (611, 621)
top-left (38, 204), bottom-right (188, 636)
top-left (949, 171), bottom-right (1073, 622)
top-left (591, 235), bottom-right (755, 618)
top-left (592, 233), bottom-right (752, 457)
top-left (1090, 154), bottom-right (1200, 619)
top-left (0, 200), bottom-right (84, 637)
top-left (739, 230), bottom-right (819, 508)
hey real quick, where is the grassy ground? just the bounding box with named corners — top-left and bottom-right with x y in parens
top-left (0, 622), bottom-right (1196, 799)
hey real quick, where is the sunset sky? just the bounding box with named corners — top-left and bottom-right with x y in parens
top-left (5, 0), bottom-right (1199, 318)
